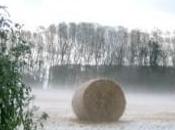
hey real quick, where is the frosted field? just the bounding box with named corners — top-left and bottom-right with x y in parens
top-left (32, 89), bottom-right (175, 130)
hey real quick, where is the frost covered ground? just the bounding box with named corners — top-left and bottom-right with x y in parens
top-left (32, 88), bottom-right (175, 130)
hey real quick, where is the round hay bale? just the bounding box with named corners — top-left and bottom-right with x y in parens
top-left (72, 79), bottom-right (126, 122)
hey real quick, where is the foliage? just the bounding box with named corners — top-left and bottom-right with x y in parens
top-left (0, 6), bottom-right (48, 130)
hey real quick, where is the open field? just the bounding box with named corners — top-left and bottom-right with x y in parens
top-left (32, 88), bottom-right (175, 130)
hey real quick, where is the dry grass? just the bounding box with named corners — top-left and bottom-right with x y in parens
top-left (72, 79), bottom-right (126, 122)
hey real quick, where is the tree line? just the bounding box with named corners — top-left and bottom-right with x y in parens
top-left (20, 22), bottom-right (175, 76)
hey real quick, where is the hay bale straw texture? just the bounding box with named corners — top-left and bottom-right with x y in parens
top-left (72, 79), bottom-right (126, 122)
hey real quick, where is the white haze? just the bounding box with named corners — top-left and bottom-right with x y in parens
top-left (1, 0), bottom-right (175, 31)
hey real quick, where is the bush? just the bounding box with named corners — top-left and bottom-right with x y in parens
top-left (0, 6), bottom-right (47, 130)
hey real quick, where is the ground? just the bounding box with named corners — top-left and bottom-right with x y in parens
top-left (32, 88), bottom-right (175, 130)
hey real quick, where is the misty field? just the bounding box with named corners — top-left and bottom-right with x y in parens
top-left (32, 88), bottom-right (175, 130)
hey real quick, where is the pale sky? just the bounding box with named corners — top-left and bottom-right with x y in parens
top-left (1, 0), bottom-right (175, 31)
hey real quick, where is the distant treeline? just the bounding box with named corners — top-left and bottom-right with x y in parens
top-left (22, 23), bottom-right (175, 71)
top-left (20, 22), bottom-right (175, 91)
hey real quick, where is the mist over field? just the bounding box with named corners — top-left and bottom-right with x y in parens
top-left (28, 65), bottom-right (175, 130)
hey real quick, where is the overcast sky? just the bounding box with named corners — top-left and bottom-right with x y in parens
top-left (1, 0), bottom-right (175, 31)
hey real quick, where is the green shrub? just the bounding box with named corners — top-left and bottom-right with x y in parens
top-left (0, 6), bottom-right (47, 130)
